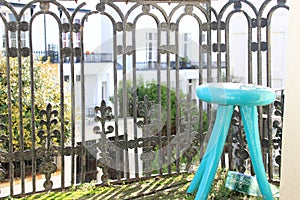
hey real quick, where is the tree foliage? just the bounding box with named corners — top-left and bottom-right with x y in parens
top-left (113, 79), bottom-right (185, 124)
top-left (0, 56), bottom-right (71, 151)
top-left (111, 79), bottom-right (208, 134)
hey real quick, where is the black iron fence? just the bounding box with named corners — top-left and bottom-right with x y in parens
top-left (0, 0), bottom-right (288, 198)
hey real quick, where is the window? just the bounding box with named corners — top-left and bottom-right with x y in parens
top-left (201, 33), bottom-right (207, 64)
top-left (1, 12), bottom-right (28, 49)
top-left (2, 34), bottom-right (6, 48)
top-left (20, 14), bottom-right (27, 47)
top-left (9, 13), bottom-right (16, 48)
top-left (8, 13), bottom-right (16, 21)
top-left (202, 32), bottom-right (206, 43)
top-left (64, 75), bottom-right (70, 82)
top-left (184, 43), bottom-right (188, 58)
top-left (184, 33), bottom-right (188, 42)
top-left (182, 33), bottom-right (190, 58)
top-left (148, 33), bottom-right (152, 40)
top-left (1, 13), bottom-right (6, 49)
top-left (146, 32), bottom-right (157, 65)
top-left (148, 43), bottom-right (152, 61)
top-left (21, 32), bottom-right (26, 47)
top-left (62, 18), bottom-right (70, 48)
top-left (74, 19), bottom-right (80, 47)
top-left (102, 81), bottom-right (107, 101)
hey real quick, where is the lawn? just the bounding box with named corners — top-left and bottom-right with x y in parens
top-left (10, 169), bottom-right (266, 200)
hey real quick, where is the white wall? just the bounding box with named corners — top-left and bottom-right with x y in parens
top-left (211, 0), bottom-right (289, 87)
top-left (280, 1), bottom-right (300, 199)
top-left (63, 62), bottom-right (115, 109)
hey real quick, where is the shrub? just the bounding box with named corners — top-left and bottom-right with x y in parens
top-left (0, 56), bottom-right (71, 151)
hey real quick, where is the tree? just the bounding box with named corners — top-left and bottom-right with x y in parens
top-left (0, 56), bottom-right (71, 151)
top-left (112, 79), bottom-right (189, 126)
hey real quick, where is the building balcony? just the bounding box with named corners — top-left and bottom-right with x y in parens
top-left (32, 51), bottom-right (112, 63)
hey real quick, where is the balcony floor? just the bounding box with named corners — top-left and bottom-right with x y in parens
top-left (18, 169), bottom-right (264, 200)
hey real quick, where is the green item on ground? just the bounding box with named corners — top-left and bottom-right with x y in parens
top-left (225, 171), bottom-right (280, 198)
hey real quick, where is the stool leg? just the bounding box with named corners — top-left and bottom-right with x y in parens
top-left (240, 106), bottom-right (274, 200)
top-left (187, 105), bottom-right (234, 199)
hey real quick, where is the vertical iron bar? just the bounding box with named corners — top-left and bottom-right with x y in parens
top-left (217, 5), bottom-right (226, 168)
top-left (59, 28), bottom-right (65, 187)
top-left (248, 17), bottom-right (253, 84)
top-left (70, 4), bottom-right (89, 184)
top-left (80, 19), bottom-right (86, 184)
top-left (227, 124), bottom-right (234, 170)
top-left (216, 13), bottom-right (222, 82)
top-left (203, 3), bottom-right (212, 161)
top-left (175, 23), bottom-right (180, 174)
top-left (157, 28), bottom-right (162, 176)
top-left (198, 23), bottom-right (204, 164)
top-left (257, 10), bottom-right (264, 151)
top-left (166, 23), bottom-right (171, 175)
top-left (69, 17), bottom-right (76, 185)
top-left (17, 15), bottom-right (25, 195)
top-left (225, 17), bottom-right (230, 82)
top-left (206, 3), bottom-right (212, 133)
top-left (252, 9), bottom-right (263, 176)
top-left (207, 1), bottom-right (212, 83)
top-left (132, 25), bottom-right (139, 179)
top-left (187, 83), bottom-right (192, 167)
top-left (122, 22), bottom-right (130, 179)
top-left (5, 21), bottom-right (14, 196)
top-left (29, 19), bottom-right (36, 193)
top-left (113, 25), bottom-right (121, 181)
top-left (257, 14), bottom-right (262, 86)
top-left (224, 15), bottom-right (231, 169)
top-left (266, 16), bottom-right (273, 181)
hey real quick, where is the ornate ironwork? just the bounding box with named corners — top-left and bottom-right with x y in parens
top-left (231, 107), bottom-right (249, 173)
top-left (89, 100), bottom-right (114, 185)
top-left (273, 98), bottom-right (284, 168)
top-left (137, 95), bottom-right (162, 137)
top-left (179, 97), bottom-right (199, 172)
top-left (37, 104), bottom-right (60, 190)
top-left (137, 95), bottom-right (160, 176)
top-left (40, 2), bottom-right (50, 12)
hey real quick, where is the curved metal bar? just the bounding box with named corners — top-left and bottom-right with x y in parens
top-left (224, 10), bottom-right (253, 83)
top-left (170, 2), bottom-right (210, 23)
top-left (265, 4), bottom-right (289, 87)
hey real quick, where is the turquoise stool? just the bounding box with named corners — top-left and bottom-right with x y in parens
top-left (187, 83), bottom-right (276, 200)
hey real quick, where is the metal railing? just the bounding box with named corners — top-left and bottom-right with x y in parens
top-left (0, 0), bottom-right (288, 198)
top-left (31, 51), bottom-right (112, 63)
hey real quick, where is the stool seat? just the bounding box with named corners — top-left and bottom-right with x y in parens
top-left (196, 82), bottom-right (276, 106)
